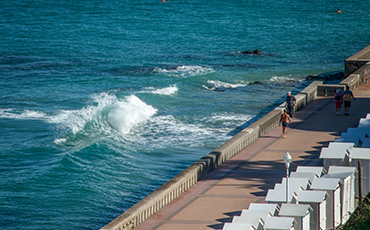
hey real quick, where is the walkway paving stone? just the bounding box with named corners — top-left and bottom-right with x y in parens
top-left (135, 83), bottom-right (370, 230)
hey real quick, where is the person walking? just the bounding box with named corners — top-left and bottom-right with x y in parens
top-left (333, 89), bottom-right (343, 116)
top-left (279, 109), bottom-right (292, 139)
top-left (285, 91), bottom-right (296, 118)
top-left (343, 85), bottom-right (356, 115)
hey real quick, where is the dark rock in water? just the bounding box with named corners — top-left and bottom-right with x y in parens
top-left (242, 49), bottom-right (261, 55)
top-left (331, 72), bottom-right (344, 79)
top-left (306, 72), bottom-right (344, 81)
top-left (249, 81), bottom-right (263, 85)
top-left (306, 75), bottom-right (326, 81)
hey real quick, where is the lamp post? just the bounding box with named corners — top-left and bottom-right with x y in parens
top-left (284, 152), bottom-right (292, 204)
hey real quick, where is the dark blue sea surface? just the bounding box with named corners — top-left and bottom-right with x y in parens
top-left (1, 0), bottom-right (369, 229)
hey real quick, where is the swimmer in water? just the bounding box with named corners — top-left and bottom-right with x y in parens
top-left (337, 9), bottom-right (342, 13)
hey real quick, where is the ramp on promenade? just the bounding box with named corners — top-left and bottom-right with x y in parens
top-left (134, 83), bottom-right (370, 230)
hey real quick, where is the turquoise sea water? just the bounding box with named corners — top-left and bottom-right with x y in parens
top-left (1, 0), bottom-right (369, 229)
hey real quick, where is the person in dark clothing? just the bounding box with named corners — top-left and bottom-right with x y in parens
top-left (285, 92), bottom-right (296, 118)
top-left (279, 109), bottom-right (292, 139)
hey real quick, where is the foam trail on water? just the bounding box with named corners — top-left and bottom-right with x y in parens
top-left (203, 80), bottom-right (248, 91)
top-left (142, 84), bottom-right (178, 96)
top-left (0, 109), bottom-right (47, 120)
top-left (153, 65), bottom-right (214, 78)
top-left (152, 85), bottom-right (178, 95)
top-left (269, 75), bottom-right (303, 83)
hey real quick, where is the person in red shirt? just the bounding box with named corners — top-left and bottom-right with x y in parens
top-left (333, 89), bottom-right (343, 116)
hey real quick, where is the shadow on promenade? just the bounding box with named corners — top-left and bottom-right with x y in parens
top-left (204, 97), bottom-right (370, 229)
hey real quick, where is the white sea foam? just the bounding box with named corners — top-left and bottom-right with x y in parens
top-left (131, 112), bottom-right (255, 149)
top-left (0, 108), bottom-right (47, 120)
top-left (153, 65), bottom-right (214, 78)
top-left (269, 75), bottom-right (303, 83)
top-left (54, 138), bottom-right (67, 145)
top-left (142, 85), bottom-right (178, 96)
top-left (106, 95), bottom-right (157, 134)
top-left (209, 80), bottom-right (248, 88)
top-left (50, 93), bottom-right (157, 135)
top-left (152, 85), bottom-right (178, 95)
top-left (203, 80), bottom-right (248, 90)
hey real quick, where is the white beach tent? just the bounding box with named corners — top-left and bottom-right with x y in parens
top-left (265, 187), bottom-right (299, 205)
top-left (290, 172), bottom-right (317, 184)
top-left (278, 204), bottom-right (312, 230)
top-left (349, 147), bottom-right (370, 197)
top-left (322, 166), bottom-right (357, 223)
top-left (309, 177), bottom-right (342, 228)
top-left (279, 177), bottom-right (311, 190)
top-left (295, 166), bottom-right (326, 177)
top-left (232, 209), bottom-right (272, 230)
top-left (361, 138), bottom-right (370, 148)
top-left (319, 142), bottom-right (354, 170)
top-left (346, 127), bottom-right (370, 136)
top-left (222, 222), bottom-right (256, 230)
top-left (358, 118), bottom-right (370, 128)
top-left (248, 203), bottom-right (280, 216)
top-left (296, 190), bottom-right (328, 230)
top-left (334, 137), bottom-right (361, 147)
top-left (265, 177), bottom-right (310, 205)
top-left (264, 216), bottom-right (296, 230)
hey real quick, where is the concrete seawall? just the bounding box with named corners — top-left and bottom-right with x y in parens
top-left (345, 44), bottom-right (370, 76)
top-left (101, 46), bottom-right (370, 230)
top-left (101, 81), bottom-right (321, 230)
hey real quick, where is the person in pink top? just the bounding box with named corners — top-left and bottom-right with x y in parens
top-left (333, 89), bottom-right (343, 116)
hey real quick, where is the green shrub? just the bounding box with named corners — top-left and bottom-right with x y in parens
top-left (340, 194), bottom-right (370, 230)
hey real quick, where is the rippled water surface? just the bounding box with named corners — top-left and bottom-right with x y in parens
top-left (1, 0), bottom-right (369, 229)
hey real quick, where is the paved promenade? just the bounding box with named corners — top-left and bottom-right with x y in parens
top-left (135, 83), bottom-right (370, 230)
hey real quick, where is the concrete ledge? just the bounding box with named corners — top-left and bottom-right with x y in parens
top-left (345, 45), bottom-right (370, 76)
top-left (297, 81), bottom-right (323, 107)
top-left (100, 81), bottom-right (322, 230)
top-left (317, 84), bottom-right (346, 97)
top-left (315, 61), bottom-right (370, 97)
top-left (340, 74), bottom-right (361, 89)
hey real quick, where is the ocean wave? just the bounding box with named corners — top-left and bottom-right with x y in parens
top-left (105, 95), bottom-right (157, 134)
top-left (0, 108), bottom-right (47, 120)
top-left (153, 65), bottom-right (215, 78)
top-left (142, 84), bottom-right (178, 96)
top-left (50, 93), bottom-right (157, 137)
top-left (203, 80), bottom-right (248, 91)
top-left (269, 75), bottom-right (304, 83)
top-left (131, 112), bottom-right (255, 149)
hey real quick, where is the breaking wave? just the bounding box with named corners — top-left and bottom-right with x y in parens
top-left (142, 85), bottom-right (178, 96)
top-left (49, 93), bottom-right (157, 135)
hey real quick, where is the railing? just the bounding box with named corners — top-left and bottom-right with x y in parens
top-left (100, 81), bottom-right (322, 230)
top-left (101, 46), bottom-right (370, 230)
